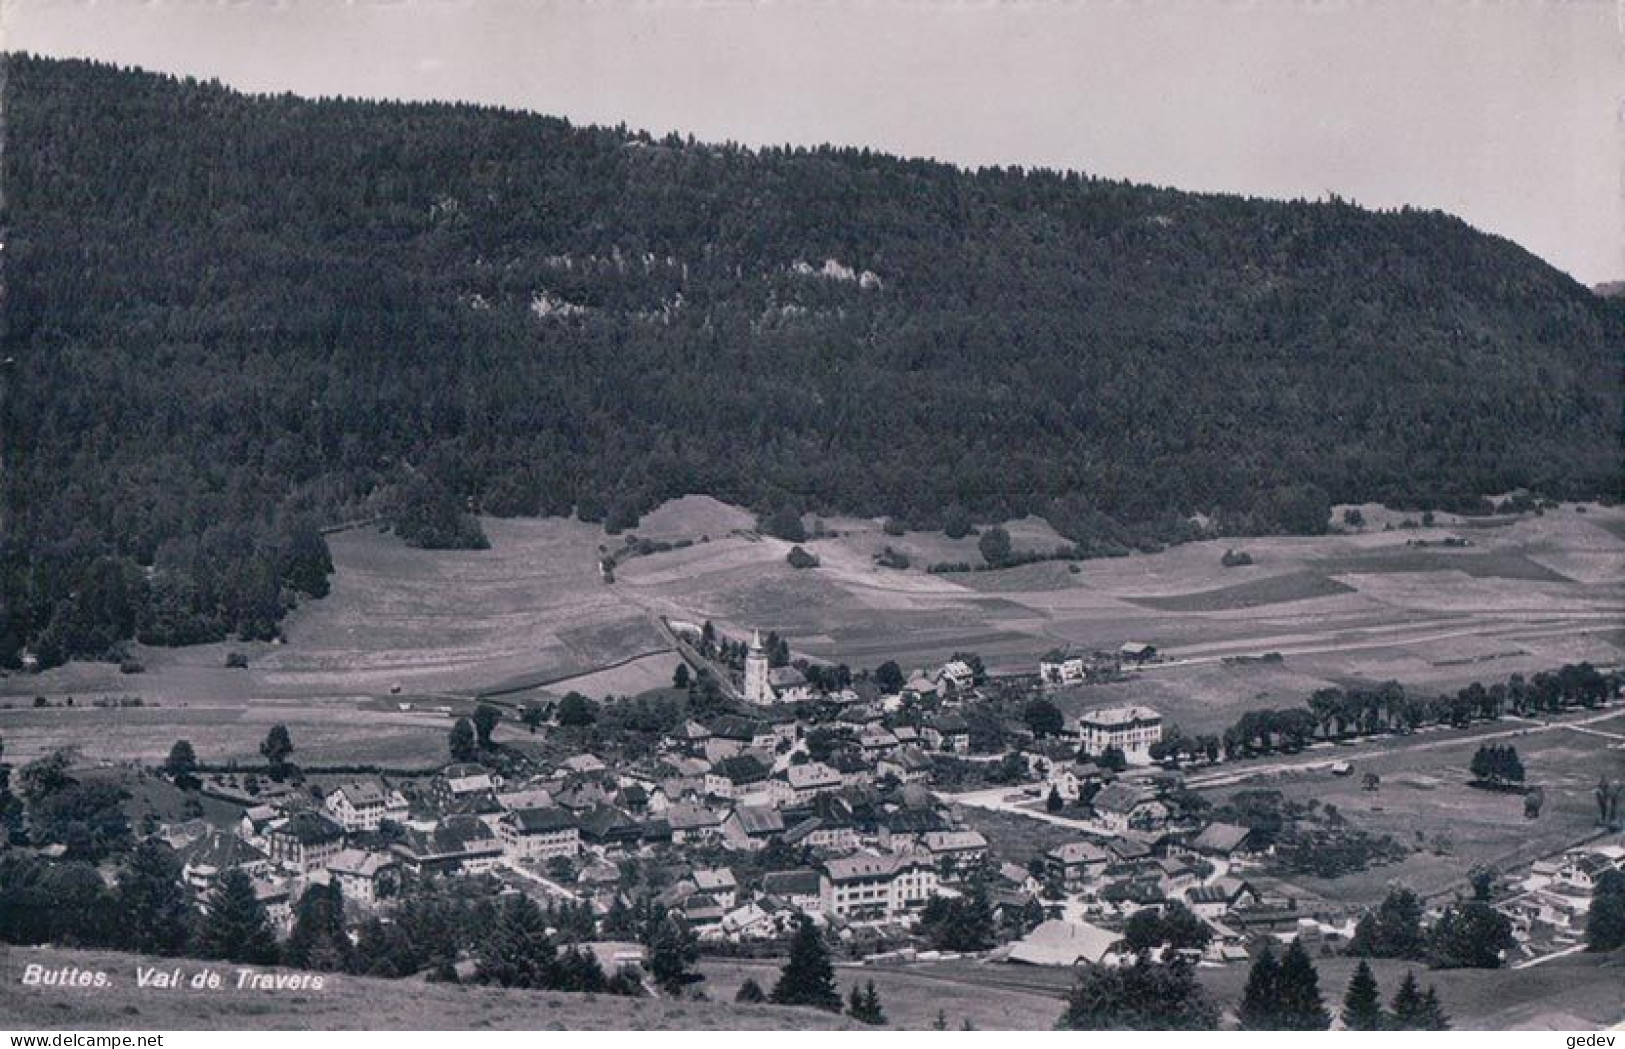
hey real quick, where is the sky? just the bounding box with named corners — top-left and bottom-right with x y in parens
top-left (5, 0), bottom-right (1622, 285)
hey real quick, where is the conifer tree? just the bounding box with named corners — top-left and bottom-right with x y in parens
top-left (1340, 960), bottom-right (1384, 1031)
top-left (475, 893), bottom-right (556, 988)
top-left (197, 868), bottom-right (279, 964)
top-left (1415, 986), bottom-right (1452, 1031)
top-left (283, 881), bottom-right (351, 971)
top-left (770, 914), bottom-right (841, 1012)
top-left (1275, 939), bottom-right (1331, 1030)
top-left (1238, 945), bottom-right (1281, 1029)
top-left (847, 980), bottom-right (886, 1025)
top-left (1389, 970), bottom-right (1424, 1028)
top-left (1585, 869), bottom-right (1625, 952)
top-left (115, 838), bottom-right (194, 956)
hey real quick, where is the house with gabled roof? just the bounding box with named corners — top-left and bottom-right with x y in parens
top-left (762, 869), bottom-right (823, 913)
top-left (706, 754), bottom-right (773, 803)
top-left (922, 829), bottom-right (989, 876)
top-left (1185, 822), bottom-right (1257, 859)
top-left (432, 763), bottom-right (496, 804)
top-left (325, 780), bottom-right (389, 832)
top-left (777, 761), bottom-right (843, 805)
top-left (324, 848), bottom-right (399, 906)
top-left (498, 806), bottom-right (579, 861)
top-left (820, 852), bottom-right (941, 920)
top-left (392, 815), bottom-right (502, 876)
top-left (1044, 841), bottom-right (1111, 890)
top-left (265, 811), bottom-right (345, 874)
top-left (665, 802), bottom-right (726, 845)
top-left (879, 746), bottom-right (934, 785)
top-left (922, 713), bottom-right (971, 754)
top-left (1090, 782), bottom-right (1168, 833)
top-left (179, 831), bottom-right (269, 891)
top-left (722, 805), bottom-right (785, 852)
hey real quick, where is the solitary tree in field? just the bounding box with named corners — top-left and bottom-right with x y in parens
top-left (448, 718), bottom-right (477, 762)
top-left (978, 526), bottom-right (1012, 567)
top-left (259, 724), bottom-right (294, 779)
top-left (735, 977), bottom-right (766, 1003)
top-left (673, 663), bottom-right (690, 689)
top-left (472, 703), bottom-right (501, 748)
top-left (163, 739), bottom-right (199, 789)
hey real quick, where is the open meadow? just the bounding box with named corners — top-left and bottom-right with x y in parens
top-left (2, 498), bottom-right (1619, 769)
top-left (1197, 710), bottom-right (1625, 906)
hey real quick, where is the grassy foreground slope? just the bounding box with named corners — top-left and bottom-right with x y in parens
top-left (0, 947), bottom-right (854, 1031)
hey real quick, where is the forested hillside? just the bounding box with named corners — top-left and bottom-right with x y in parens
top-left (2, 55), bottom-right (1619, 665)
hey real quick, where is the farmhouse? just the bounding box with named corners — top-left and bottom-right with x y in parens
top-left (1185, 822), bottom-right (1258, 859)
top-left (1005, 919), bottom-right (1126, 967)
top-left (1118, 642), bottom-right (1157, 664)
top-left (1089, 782), bottom-right (1168, 832)
top-left (721, 805), bottom-right (785, 851)
top-left (1185, 877), bottom-right (1261, 919)
top-left (1073, 706), bottom-right (1164, 765)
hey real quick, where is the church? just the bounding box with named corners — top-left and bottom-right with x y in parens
top-left (742, 630), bottom-right (813, 704)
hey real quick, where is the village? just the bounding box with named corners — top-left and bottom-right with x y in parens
top-left (32, 616), bottom-right (1613, 1013)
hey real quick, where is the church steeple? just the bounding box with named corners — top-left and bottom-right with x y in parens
top-left (744, 627), bottom-right (770, 703)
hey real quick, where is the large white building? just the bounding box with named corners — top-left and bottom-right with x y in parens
top-left (1072, 705), bottom-right (1163, 765)
top-left (819, 852), bottom-right (941, 920)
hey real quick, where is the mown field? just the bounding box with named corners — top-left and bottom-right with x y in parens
top-left (0, 947), bottom-right (853, 1031)
top-left (1197, 711), bottom-right (1625, 906)
top-left (2, 498), bottom-right (1619, 771)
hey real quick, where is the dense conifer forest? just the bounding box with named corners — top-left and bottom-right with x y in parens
top-left (2, 55), bottom-right (1620, 664)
